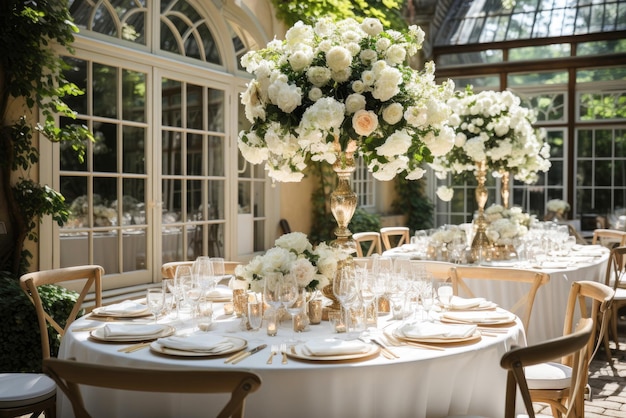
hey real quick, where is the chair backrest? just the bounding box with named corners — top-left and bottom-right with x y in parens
top-left (352, 232), bottom-right (382, 257)
top-left (449, 266), bottom-right (550, 334)
top-left (561, 280), bottom-right (614, 368)
top-left (380, 227), bottom-right (410, 251)
top-left (500, 318), bottom-right (594, 418)
top-left (566, 224), bottom-right (588, 245)
top-left (604, 246), bottom-right (626, 290)
top-left (42, 358), bottom-right (261, 418)
top-left (592, 228), bottom-right (626, 248)
top-left (20, 265), bottom-right (104, 360)
top-left (162, 260), bottom-right (242, 279)
top-left (410, 260), bottom-right (454, 282)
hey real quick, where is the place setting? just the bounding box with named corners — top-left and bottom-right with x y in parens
top-left (88, 299), bottom-right (152, 320)
top-left (149, 333), bottom-right (248, 357)
top-left (392, 321), bottom-right (481, 346)
top-left (286, 337), bottom-right (380, 362)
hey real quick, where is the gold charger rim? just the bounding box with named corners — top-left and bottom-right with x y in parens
top-left (393, 328), bottom-right (482, 344)
top-left (287, 343), bottom-right (380, 362)
top-left (89, 324), bottom-right (175, 343)
top-left (149, 335), bottom-right (247, 357)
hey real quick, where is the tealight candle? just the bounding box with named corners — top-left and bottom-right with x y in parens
top-left (267, 316), bottom-right (277, 336)
top-left (223, 302), bottom-right (234, 315)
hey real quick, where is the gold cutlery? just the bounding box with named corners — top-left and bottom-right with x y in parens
top-left (267, 344), bottom-right (279, 364)
top-left (225, 344), bottom-right (266, 364)
top-left (383, 331), bottom-right (445, 351)
top-left (370, 338), bottom-right (399, 359)
top-left (230, 344), bottom-right (267, 365)
top-left (118, 341), bottom-right (152, 353)
top-left (280, 343), bottom-right (288, 364)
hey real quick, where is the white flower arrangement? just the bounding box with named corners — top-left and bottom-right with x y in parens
top-left (429, 88), bottom-right (551, 201)
top-left (238, 17), bottom-right (457, 183)
top-left (234, 232), bottom-right (348, 293)
top-left (430, 225), bottom-right (466, 244)
top-left (546, 199), bottom-right (570, 214)
top-left (484, 204), bottom-right (533, 245)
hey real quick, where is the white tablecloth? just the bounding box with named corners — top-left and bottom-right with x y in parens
top-left (383, 246), bottom-right (608, 345)
top-left (58, 307), bottom-right (526, 418)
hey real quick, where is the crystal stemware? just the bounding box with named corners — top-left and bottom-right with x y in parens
top-left (146, 288), bottom-right (165, 323)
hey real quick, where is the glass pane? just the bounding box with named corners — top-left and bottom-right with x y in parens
top-left (254, 182), bottom-right (265, 217)
top-left (253, 220), bottom-right (265, 252)
top-left (547, 161), bottom-right (563, 186)
top-left (522, 93), bottom-right (565, 122)
top-left (508, 71), bottom-right (568, 87)
top-left (238, 182), bottom-right (251, 214)
top-left (437, 50), bottom-right (503, 67)
top-left (509, 44), bottom-right (570, 61)
top-left (579, 91), bottom-right (626, 121)
top-left (63, 57), bottom-right (88, 115)
top-left (208, 223), bottom-right (224, 257)
top-left (122, 178), bottom-right (145, 221)
top-left (577, 66), bottom-right (626, 83)
top-left (94, 231), bottom-right (120, 274)
top-left (123, 126), bottom-right (145, 173)
top-left (187, 179), bottom-right (202, 220)
top-left (187, 133), bottom-right (203, 175)
top-left (162, 78), bottom-right (182, 127)
top-left (123, 230), bottom-right (147, 271)
top-left (577, 130), bottom-right (593, 157)
top-left (60, 117), bottom-right (88, 171)
top-left (595, 161), bottom-right (612, 186)
top-left (162, 225), bottom-right (184, 263)
top-left (577, 161), bottom-right (594, 187)
top-left (208, 88), bottom-right (224, 132)
top-left (162, 130), bottom-right (182, 175)
top-left (122, 70), bottom-right (146, 122)
top-left (187, 84), bottom-right (203, 130)
top-left (577, 40), bottom-right (626, 56)
top-left (596, 129), bottom-right (613, 158)
top-left (60, 234), bottom-right (89, 267)
top-left (546, 130), bottom-right (565, 158)
top-left (93, 63), bottom-right (118, 118)
top-left (616, 130), bottom-right (626, 157)
top-left (450, 76), bottom-right (500, 91)
top-left (594, 189), bottom-right (611, 213)
top-left (578, 189), bottom-right (593, 212)
top-left (93, 122), bottom-right (118, 173)
top-left (208, 180), bottom-right (225, 219)
top-left (208, 136), bottom-right (224, 177)
top-left (162, 179), bottom-right (182, 219)
top-left (615, 161), bottom-right (626, 187)
top-left (94, 177), bottom-right (118, 226)
top-left (63, 177), bottom-right (88, 228)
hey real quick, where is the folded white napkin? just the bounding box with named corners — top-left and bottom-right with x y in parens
top-left (399, 322), bottom-right (476, 339)
top-left (95, 300), bottom-right (147, 315)
top-left (443, 310), bottom-right (515, 324)
top-left (156, 334), bottom-right (235, 353)
top-left (102, 324), bottom-right (164, 339)
top-left (304, 339), bottom-right (370, 356)
top-left (449, 296), bottom-right (485, 310)
top-left (207, 286), bottom-right (232, 299)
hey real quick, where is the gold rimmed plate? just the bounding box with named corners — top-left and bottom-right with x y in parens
top-left (393, 328), bottom-right (482, 344)
top-left (440, 310), bottom-right (517, 326)
top-left (149, 336), bottom-right (247, 357)
top-left (287, 343), bottom-right (380, 362)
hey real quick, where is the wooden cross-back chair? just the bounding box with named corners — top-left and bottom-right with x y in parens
top-left (526, 280), bottom-right (614, 418)
top-left (603, 246), bottom-right (626, 361)
top-left (380, 227), bottom-right (410, 251)
top-left (449, 266), bottom-right (550, 335)
top-left (352, 232), bottom-right (382, 257)
top-left (592, 228), bottom-right (626, 249)
top-left (42, 358), bottom-right (261, 418)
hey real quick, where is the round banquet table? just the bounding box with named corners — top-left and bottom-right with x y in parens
top-left (383, 245), bottom-right (609, 345)
top-left (58, 305), bottom-right (526, 418)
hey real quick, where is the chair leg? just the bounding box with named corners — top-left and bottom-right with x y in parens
top-left (602, 320), bottom-right (614, 365)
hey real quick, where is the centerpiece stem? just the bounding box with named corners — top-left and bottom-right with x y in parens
top-left (500, 170), bottom-right (510, 209)
top-left (471, 160), bottom-right (491, 262)
top-left (329, 140), bottom-right (357, 255)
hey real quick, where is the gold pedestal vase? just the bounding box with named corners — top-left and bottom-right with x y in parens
top-left (471, 160), bottom-right (491, 262)
top-left (500, 170), bottom-right (510, 209)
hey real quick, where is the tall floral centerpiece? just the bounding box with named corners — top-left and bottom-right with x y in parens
top-left (238, 17), bottom-right (456, 251)
top-left (430, 88), bottom-right (551, 260)
top-left (544, 199), bottom-right (570, 222)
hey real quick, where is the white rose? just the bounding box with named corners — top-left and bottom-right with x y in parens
top-left (359, 49), bottom-right (378, 65)
top-left (274, 231), bottom-right (312, 253)
top-left (385, 44), bottom-right (406, 65)
top-left (361, 18), bottom-right (383, 36)
top-left (352, 110), bottom-right (379, 136)
top-left (289, 47), bottom-right (314, 72)
top-left (382, 103), bottom-right (404, 125)
top-left (351, 80), bottom-right (365, 93)
top-left (307, 66), bottom-right (331, 87)
top-left (326, 46), bottom-right (352, 72)
top-left (375, 129), bottom-right (411, 156)
top-left (345, 93), bottom-right (366, 114)
top-left (436, 186), bottom-right (454, 202)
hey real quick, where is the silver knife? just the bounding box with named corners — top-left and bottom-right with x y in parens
top-left (230, 344), bottom-right (268, 364)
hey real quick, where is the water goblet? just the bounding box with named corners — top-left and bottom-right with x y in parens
top-left (279, 275), bottom-right (301, 343)
top-left (146, 288), bottom-right (165, 323)
top-left (247, 294), bottom-right (263, 332)
top-left (333, 265), bottom-right (359, 333)
top-left (210, 257), bottom-right (225, 287)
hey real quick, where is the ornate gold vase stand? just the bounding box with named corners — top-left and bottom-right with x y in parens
top-left (471, 160), bottom-right (491, 262)
top-left (500, 170), bottom-right (510, 209)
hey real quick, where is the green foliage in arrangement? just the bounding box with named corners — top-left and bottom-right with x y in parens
top-left (0, 274), bottom-right (79, 372)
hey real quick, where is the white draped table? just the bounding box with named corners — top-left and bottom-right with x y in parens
top-left (59, 305), bottom-right (525, 418)
top-left (383, 245), bottom-right (609, 345)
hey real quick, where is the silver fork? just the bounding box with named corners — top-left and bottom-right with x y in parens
top-left (267, 344), bottom-right (279, 364)
top-left (280, 343), bottom-right (288, 364)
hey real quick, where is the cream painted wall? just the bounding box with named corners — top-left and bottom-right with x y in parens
top-left (279, 176), bottom-right (315, 235)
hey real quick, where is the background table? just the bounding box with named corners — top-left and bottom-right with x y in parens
top-left (59, 306), bottom-right (525, 418)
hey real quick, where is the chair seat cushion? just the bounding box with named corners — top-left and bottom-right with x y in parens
top-left (525, 362), bottom-right (572, 390)
top-left (0, 373), bottom-right (56, 408)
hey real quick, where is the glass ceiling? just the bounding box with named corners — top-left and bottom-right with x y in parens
top-left (435, 0), bottom-right (626, 46)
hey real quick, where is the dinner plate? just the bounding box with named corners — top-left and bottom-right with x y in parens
top-left (149, 336), bottom-right (247, 357)
top-left (440, 310), bottom-right (517, 326)
top-left (89, 324), bottom-right (175, 343)
top-left (393, 328), bottom-right (482, 344)
top-left (91, 304), bottom-right (151, 318)
top-left (287, 343), bottom-right (380, 362)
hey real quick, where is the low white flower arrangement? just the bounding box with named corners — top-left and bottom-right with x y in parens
top-left (546, 199), bottom-right (570, 214)
top-left (234, 232), bottom-right (348, 293)
top-left (484, 204), bottom-right (533, 245)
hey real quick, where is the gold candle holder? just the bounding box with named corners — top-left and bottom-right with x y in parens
top-left (308, 299), bottom-right (323, 324)
top-left (233, 289), bottom-right (246, 317)
top-left (266, 310), bottom-right (277, 336)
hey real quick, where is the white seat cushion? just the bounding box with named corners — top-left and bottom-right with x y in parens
top-left (0, 373), bottom-right (56, 408)
top-left (525, 362), bottom-right (572, 390)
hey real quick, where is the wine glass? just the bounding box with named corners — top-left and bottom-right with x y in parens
top-left (357, 269), bottom-right (377, 330)
top-left (247, 293), bottom-right (263, 332)
top-left (175, 264), bottom-right (196, 318)
top-left (279, 274), bottom-right (301, 343)
top-left (146, 288), bottom-right (165, 323)
top-left (263, 272), bottom-right (284, 334)
top-left (333, 265), bottom-right (359, 333)
top-left (437, 282), bottom-right (454, 312)
top-left (420, 280), bottom-right (435, 322)
top-left (193, 256), bottom-right (215, 295)
top-left (210, 257), bottom-right (226, 287)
